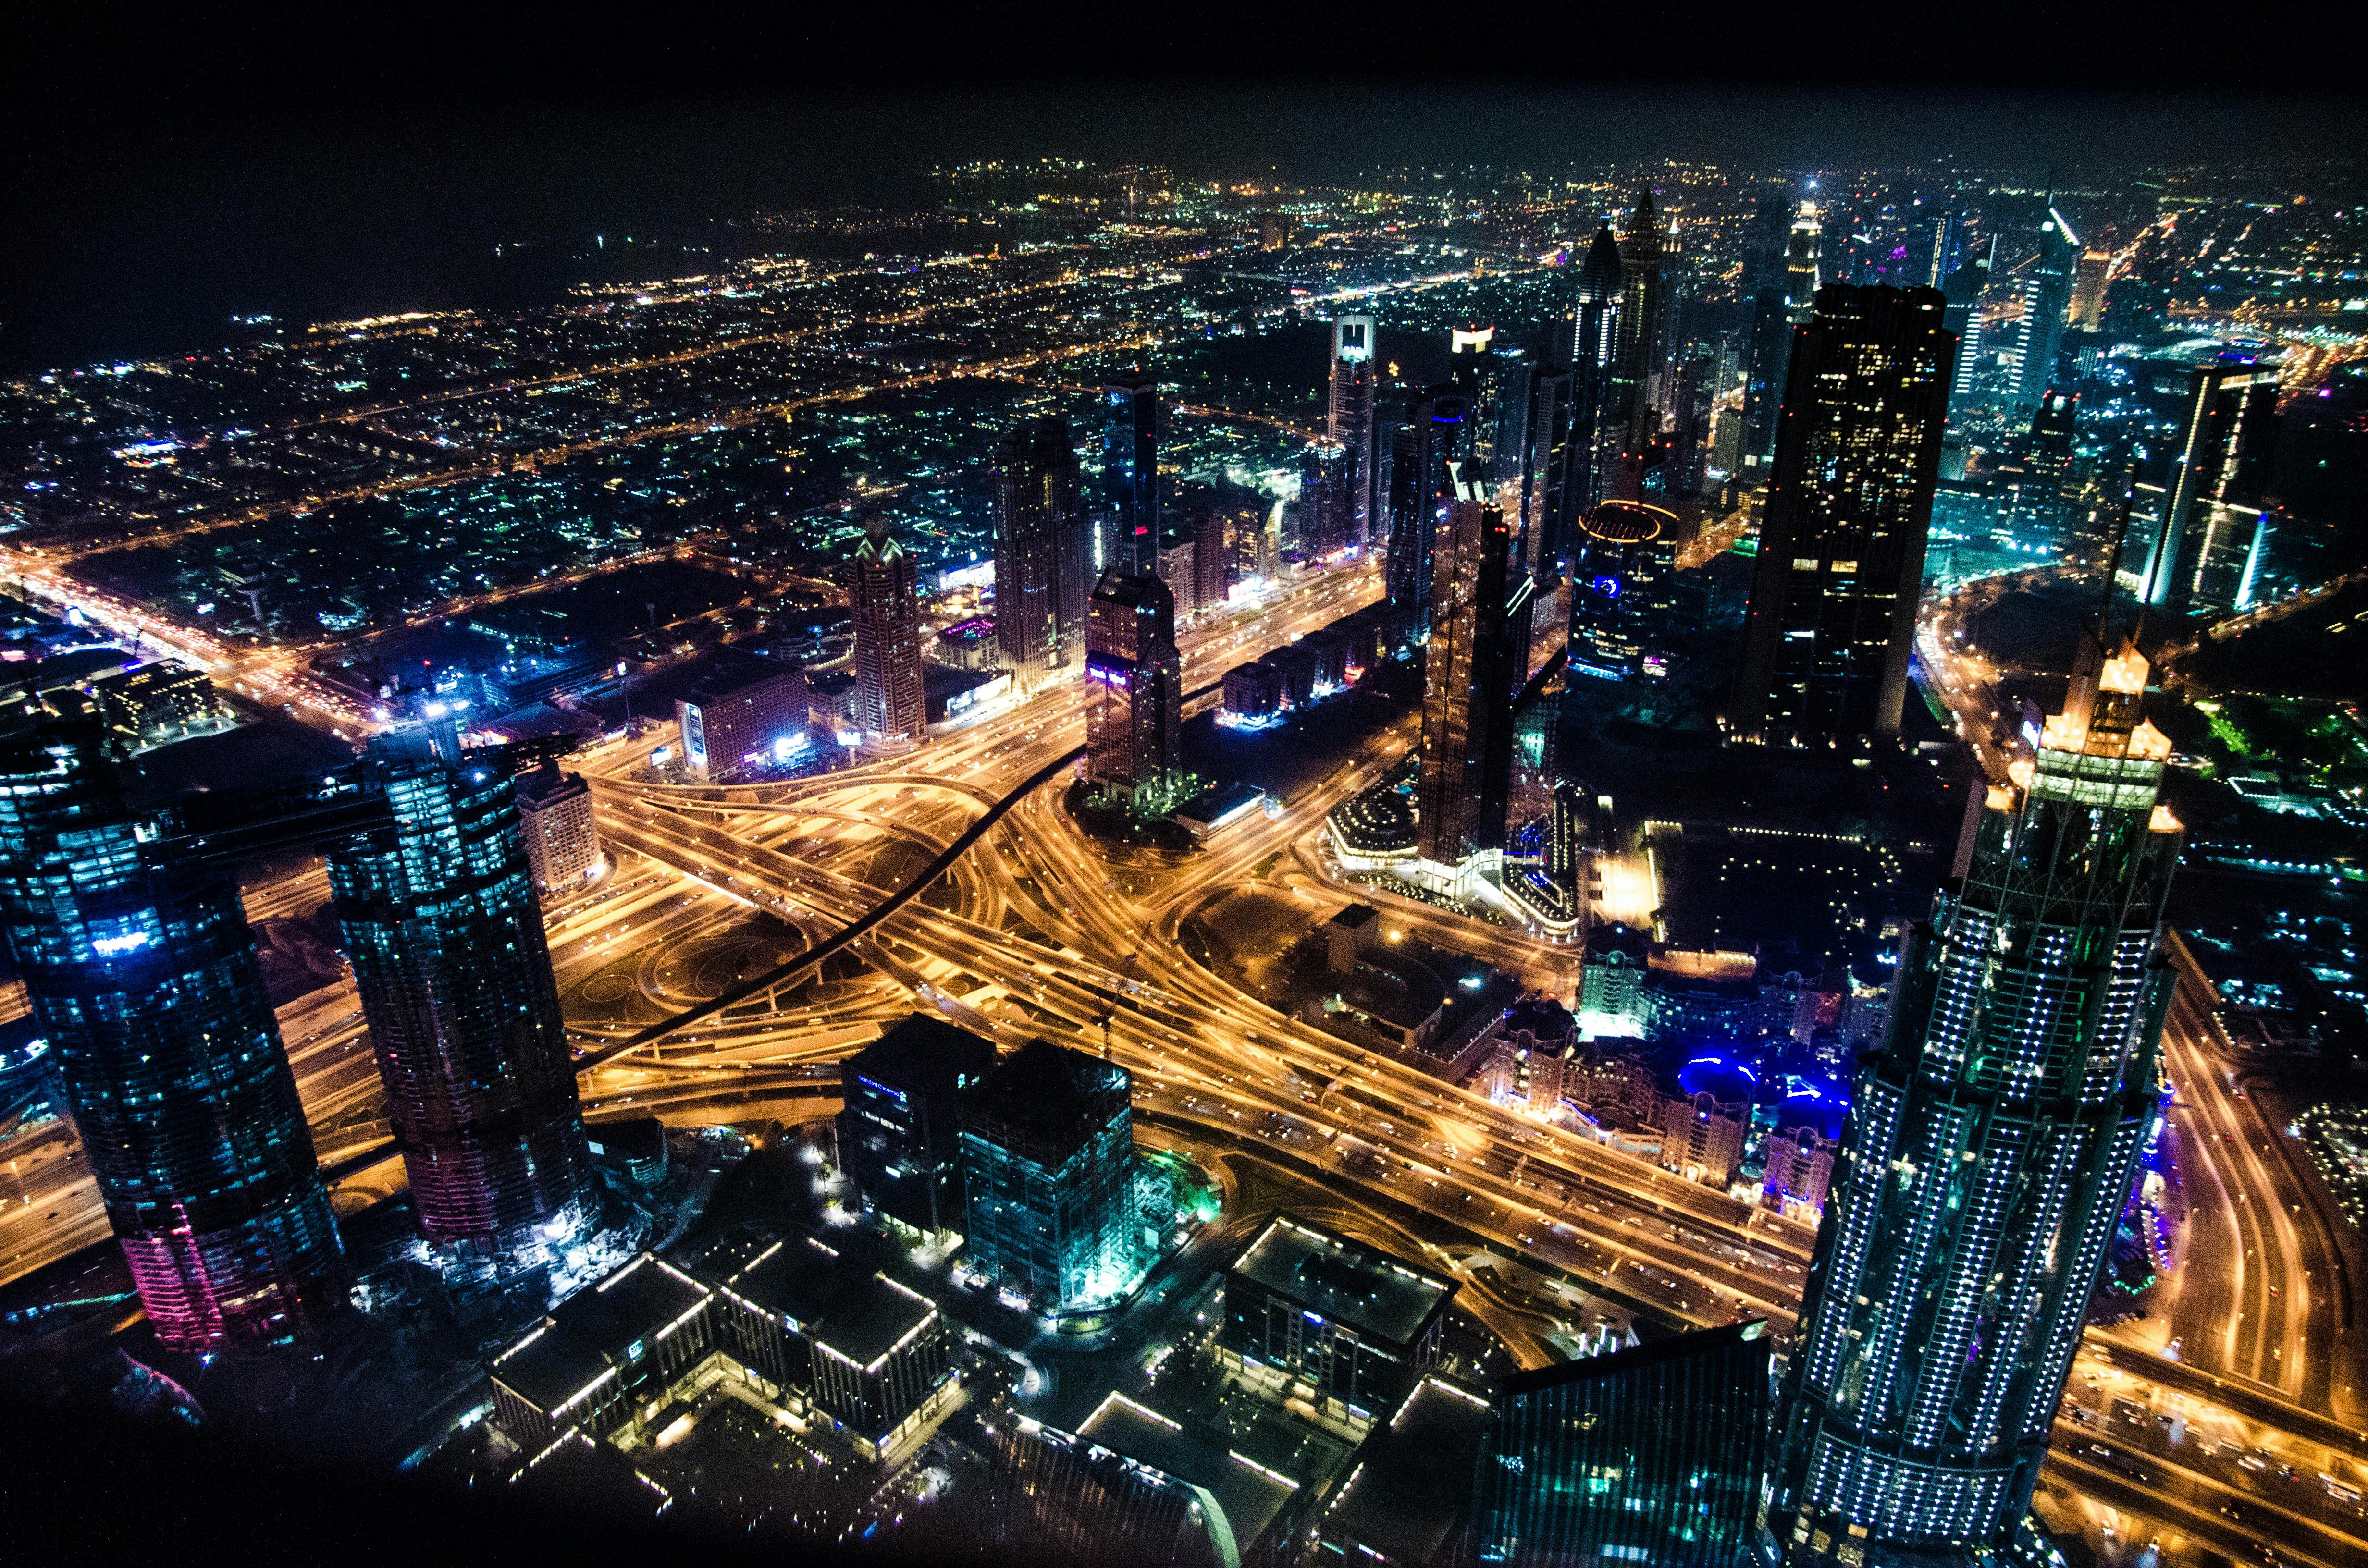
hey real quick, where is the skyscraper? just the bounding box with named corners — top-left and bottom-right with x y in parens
top-left (1728, 285), bottom-right (1955, 748)
top-left (1566, 500), bottom-right (1677, 678)
top-left (1783, 201), bottom-right (1824, 324)
top-left (1473, 1322), bottom-right (1771, 1568)
top-left (1517, 356), bottom-right (1579, 580)
top-left (837, 1013), bottom-right (996, 1237)
top-left (851, 515), bottom-right (925, 742)
top-left (2006, 205), bottom-right (2079, 415)
top-left (1415, 476), bottom-right (1517, 865)
top-left (1330, 314), bottom-right (1381, 546)
top-left (331, 726), bottom-right (595, 1265)
top-left (1385, 388), bottom-right (1471, 636)
top-left (1606, 189), bottom-right (1669, 499)
top-left (992, 415), bottom-right (1090, 686)
top-left (958, 1038), bottom-right (1143, 1315)
top-left (1999, 387), bottom-right (2083, 556)
top-left (2128, 347), bottom-right (2282, 615)
top-left (1941, 236), bottom-right (1993, 417)
top-left (1103, 369), bottom-right (1161, 578)
top-left (1766, 635), bottom-right (2183, 1564)
top-left (0, 722), bottom-right (344, 1348)
top-left (2068, 249), bottom-right (2111, 332)
top-left (1569, 225), bottom-right (1626, 511)
top-left (1084, 569), bottom-right (1183, 813)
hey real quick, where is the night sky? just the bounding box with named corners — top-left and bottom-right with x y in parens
top-left (5, 2), bottom-right (2360, 371)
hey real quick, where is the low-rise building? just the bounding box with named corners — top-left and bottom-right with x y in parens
top-left (677, 663), bottom-right (809, 782)
top-left (1221, 1215), bottom-right (1456, 1426)
top-left (1660, 1090), bottom-right (1749, 1188)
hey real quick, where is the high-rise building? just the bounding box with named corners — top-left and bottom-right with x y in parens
top-left (1941, 236), bottom-right (1994, 416)
top-left (1606, 189), bottom-right (1670, 499)
top-left (1330, 314), bottom-right (1381, 546)
top-left (676, 662), bottom-right (809, 781)
top-left (1766, 635), bottom-right (2183, 1565)
top-left (1191, 509), bottom-right (1233, 612)
top-left (836, 1013), bottom-right (996, 1237)
top-left (1569, 225), bottom-right (1626, 512)
top-left (992, 415), bottom-right (1091, 686)
top-left (1998, 387), bottom-right (2083, 556)
top-left (516, 760), bottom-right (603, 893)
top-left (1385, 388), bottom-right (1471, 636)
top-left (1517, 357), bottom-right (1579, 580)
top-left (0, 722), bottom-right (344, 1348)
top-left (1103, 369), bottom-right (1161, 578)
top-left (1220, 1215), bottom-right (1457, 1422)
top-left (851, 516), bottom-right (925, 742)
top-left (1415, 478), bottom-right (1517, 865)
top-left (2128, 347), bottom-right (2282, 615)
top-left (331, 727), bottom-right (595, 1264)
top-left (1783, 201), bottom-right (1824, 324)
top-left (1566, 499), bottom-right (1676, 677)
top-left (2006, 206), bottom-right (2079, 415)
top-left (1728, 285), bottom-right (1955, 748)
top-left (1473, 1322), bottom-right (1771, 1568)
top-left (1741, 286), bottom-right (1792, 471)
top-left (1084, 569), bottom-right (1184, 813)
top-left (958, 1038), bottom-right (1143, 1315)
top-left (2068, 249), bottom-right (2112, 332)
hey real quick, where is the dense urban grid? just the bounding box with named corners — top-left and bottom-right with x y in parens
top-left (3, 152), bottom-right (2367, 1568)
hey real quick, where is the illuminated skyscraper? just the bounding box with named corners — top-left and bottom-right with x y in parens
top-left (2128, 347), bottom-right (2282, 614)
top-left (1766, 635), bottom-right (2183, 1565)
top-left (851, 515), bottom-right (925, 742)
top-left (1385, 387), bottom-right (1471, 636)
top-left (0, 723), bottom-right (344, 1348)
top-left (2068, 250), bottom-right (2111, 332)
top-left (1606, 189), bottom-right (1669, 498)
top-left (1566, 500), bottom-right (1677, 678)
top-left (1941, 236), bottom-right (1993, 416)
top-left (1783, 201), bottom-right (1823, 323)
top-left (2006, 205), bottom-right (2079, 415)
top-left (1084, 569), bottom-right (1183, 813)
top-left (331, 727), bottom-right (594, 1265)
top-left (1475, 1322), bottom-right (1770, 1568)
top-left (1415, 477), bottom-right (1517, 865)
top-left (958, 1038), bottom-right (1142, 1314)
top-left (1569, 225), bottom-right (1625, 510)
top-left (1728, 285), bottom-right (1955, 748)
top-left (1330, 314), bottom-right (1381, 546)
top-left (992, 415), bottom-right (1091, 686)
top-left (1103, 369), bottom-right (1161, 578)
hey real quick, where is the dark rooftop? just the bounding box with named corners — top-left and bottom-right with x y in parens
top-left (1229, 1216), bottom-right (1455, 1348)
top-left (960, 1038), bottom-right (1131, 1168)
top-left (1496, 1319), bottom-right (1769, 1398)
top-left (1316, 1377), bottom-right (1492, 1562)
top-left (492, 1253), bottom-right (712, 1412)
top-left (845, 1013), bottom-right (996, 1100)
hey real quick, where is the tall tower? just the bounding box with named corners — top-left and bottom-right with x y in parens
top-left (2008, 204), bottom-right (2079, 415)
top-left (1415, 474), bottom-right (1517, 865)
top-left (1728, 285), bottom-right (1955, 748)
top-left (1766, 635), bottom-right (2183, 1565)
top-left (1103, 369), bottom-right (1161, 578)
top-left (851, 515), bottom-right (925, 742)
top-left (331, 726), bottom-right (594, 1266)
top-left (1384, 388), bottom-right (1470, 637)
top-left (1570, 225), bottom-right (1625, 512)
top-left (0, 723), bottom-right (344, 1348)
top-left (1329, 315), bottom-right (1380, 546)
top-left (992, 416), bottom-right (1089, 687)
top-left (2129, 348), bottom-right (2282, 615)
top-left (1606, 189), bottom-right (1668, 498)
top-left (1084, 570), bottom-right (1183, 814)
top-left (1783, 200), bottom-right (1823, 323)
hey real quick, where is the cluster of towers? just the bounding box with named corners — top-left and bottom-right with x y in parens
top-left (0, 711), bottom-right (595, 1349)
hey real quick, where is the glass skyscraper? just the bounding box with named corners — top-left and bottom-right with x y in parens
top-left (1103, 369), bottom-right (1161, 578)
top-left (1415, 481), bottom-right (1517, 866)
top-left (1764, 636), bottom-right (2183, 1565)
top-left (957, 1038), bottom-right (1142, 1315)
top-left (851, 515), bottom-right (926, 742)
top-left (1474, 1321), bottom-right (1771, 1568)
top-left (330, 727), bottom-right (594, 1269)
top-left (1084, 569), bottom-right (1184, 814)
top-left (992, 415), bottom-right (1091, 687)
top-left (0, 722), bottom-right (343, 1348)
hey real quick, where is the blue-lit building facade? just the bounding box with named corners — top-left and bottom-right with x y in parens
top-left (0, 722), bottom-right (343, 1348)
top-left (1474, 1322), bottom-right (1771, 1568)
top-left (329, 726), bottom-right (594, 1271)
top-left (1765, 637), bottom-right (2182, 1565)
top-left (957, 1038), bottom-right (1144, 1316)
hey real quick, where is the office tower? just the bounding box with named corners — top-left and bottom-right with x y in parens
top-left (1741, 286), bottom-right (1792, 470)
top-left (1566, 500), bottom-right (1676, 677)
top-left (332, 727), bottom-right (595, 1262)
top-left (516, 760), bottom-right (603, 893)
top-left (2007, 206), bottom-right (2079, 415)
top-left (1191, 509), bottom-right (1232, 612)
top-left (1474, 1322), bottom-right (1770, 1568)
top-left (1297, 440), bottom-right (1354, 559)
top-left (2000, 387), bottom-right (2082, 554)
top-left (1415, 478), bottom-right (1517, 865)
top-left (0, 722), bottom-right (344, 1349)
top-left (1084, 569), bottom-right (1183, 813)
top-left (1926, 210), bottom-right (1965, 290)
top-left (1330, 314), bottom-right (1381, 544)
top-left (1156, 528), bottom-right (1199, 617)
top-left (958, 1038), bottom-right (1142, 1314)
top-left (1103, 369), bottom-right (1161, 578)
top-left (836, 1013), bottom-right (996, 1237)
top-left (986, 1418), bottom-right (1219, 1568)
top-left (1603, 189), bottom-right (1668, 498)
top-left (2068, 249), bottom-right (2111, 331)
top-left (1221, 1215), bottom-right (1455, 1421)
top-left (1728, 285), bottom-right (1955, 748)
top-left (1941, 236), bottom-right (1993, 415)
top-left (993, 415), bottom-right (1090, 686)
top-left (1783, 201), bottom-right (1823, 322)
top-left (1384, 387), bottom-right (1470, 635)
top-left (1767, 636), bottom-right (2183, 1565)
top-left (1570, 225), bottom-right (1625, 510)
top-left (2265, 361), bottom-right (2368, 585)
top-left (1517, 356), bottom-right (1578, 578)
top-left (851, 515), bottom-right (925, 742)
top-left (2129, 347), bottom-right (2282, 615)
top-left (676, 662), bottom-right (809, 781)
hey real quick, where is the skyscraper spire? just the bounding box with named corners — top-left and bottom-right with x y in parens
top-left (1576, 224), bottom-right (1623, 306)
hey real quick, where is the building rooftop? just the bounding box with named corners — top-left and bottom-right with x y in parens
top-left (492, 1252), bottom-right (712, 1413)
top-left (1496, 1319), bottom-right (1768, 1398)
top-left (961, 1038), bottom-right (1131, 1168)
top-left (845, 1013), bottom-right (996, 1101)
top-left (1074, 1391), bottom-right (1303, 1555)
top-left (812, 1273), bottom-right (939, 1370)
top-left (1228, 1216), bottom-right (1456, 1349)
top-left (1315, 1378), bottom-right (1492, 1562)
